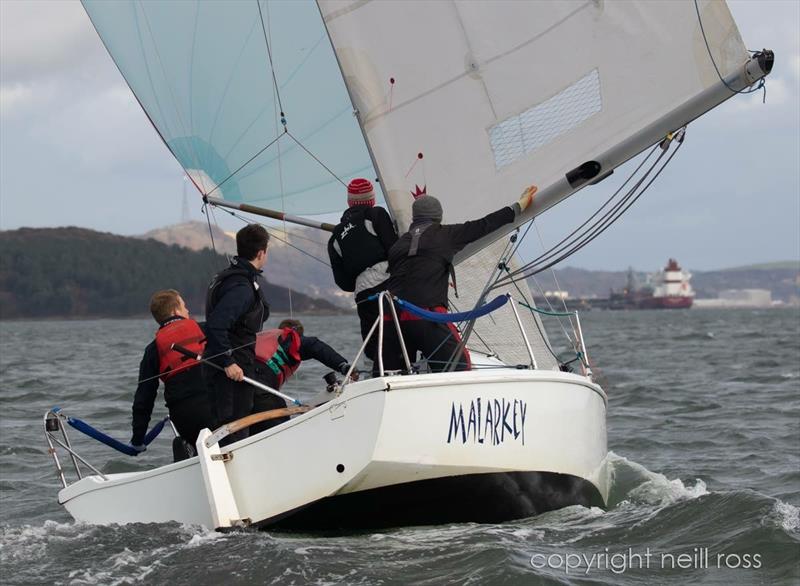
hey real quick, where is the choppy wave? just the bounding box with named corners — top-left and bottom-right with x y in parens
top-left (1, 311), bottom-right (798, 585)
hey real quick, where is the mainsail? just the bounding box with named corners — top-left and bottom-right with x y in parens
top-left (318, 0), bottom-right (761, 246)
top-left (318, 0), bottom-right (768, 368)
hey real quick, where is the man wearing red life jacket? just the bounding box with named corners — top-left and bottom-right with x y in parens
top-left (130, 289), bottom-right (215, 456)
top-left (249, 319), bottom-right (355, 435)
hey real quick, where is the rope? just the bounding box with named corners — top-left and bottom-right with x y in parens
top-left (693, 0), bottom-right (766, 102)
top-left (499, 143), bottom-right (661, 283)
top-left (394, 295), bottom-right (508, 323)
top-left (518, 300), bottom-right (575, 318)
top-left (66, 416), bottom-right (169, 456)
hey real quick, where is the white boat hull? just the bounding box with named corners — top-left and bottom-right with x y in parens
top-left (59, 370), bottom-right (608, 529)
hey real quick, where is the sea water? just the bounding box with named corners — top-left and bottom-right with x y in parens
top-left (1, 309), bottom-right (798, 585)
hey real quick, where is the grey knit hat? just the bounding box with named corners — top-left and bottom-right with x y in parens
top-left (412, 195), bottom-right (443, 223)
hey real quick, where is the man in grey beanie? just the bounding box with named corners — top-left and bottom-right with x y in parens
top-left (384, 185), bottom-right (536, 372)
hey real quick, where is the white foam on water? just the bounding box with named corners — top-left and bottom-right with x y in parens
top-left (606, 451), bottom-right (709, 507)
top-left (767, 500), bottom-right (800, 533)
top-left (507, 527), bottom-right (546, 540)
top-left (628, 475), bottom-right (708, 507)
top-left (0, 520), bottom-right (94, 562)
top-left (183, 527), bottom-right (225, 549)
top-left (69, 545), bottom-right (170, 586)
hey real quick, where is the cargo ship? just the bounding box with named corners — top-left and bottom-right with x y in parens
top-left (609, 259), bottom-right (694, 309)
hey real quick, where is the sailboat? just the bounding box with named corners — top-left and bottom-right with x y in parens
top-left (44, 0), bottom-right (772, 530)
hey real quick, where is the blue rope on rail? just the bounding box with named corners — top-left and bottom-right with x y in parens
top-left (62, 413), bottom-right (169, 457)
top-left (394, 295), bottom-right (508, 323)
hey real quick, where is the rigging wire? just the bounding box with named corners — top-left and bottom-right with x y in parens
top-left (447, 299), bottom-right (498, 359)
top-left (214, 204), bottom-right (332, 268)
top-left (494, 133), bottom-right (684, 287)
top-left (205, 132), bottom-right (284, 197)
top-left (265, 1), bottom-right (293, 318)
top-left (525, 269), bottom-right (574, 347)
top-left (285, 130), bottom-right (347, 186)
top-left (201, 202), bottom-right (218, 255)
top-left (256, 0), bottom-right (285, 120)
top-left (506, 144), bottom-right (660, 281)
top-left (533, 220), bottom-right (570, 315)
top-left (527, 137), bottom-right (685, 277)
top-left (136, 339), bottom-right (260, 386)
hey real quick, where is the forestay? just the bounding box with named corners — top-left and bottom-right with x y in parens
top-left (319, 0), bottom-right (748, 240)
top-left (82, 0), bottom-right (375, 214)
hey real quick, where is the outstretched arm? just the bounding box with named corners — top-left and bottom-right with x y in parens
top-left (448, 185), bottom-right (537, 251)
top-left (299, 335), bottom-right (349, 373)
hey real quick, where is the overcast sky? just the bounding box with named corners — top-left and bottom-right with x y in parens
top-left (1, 0), bottom-right (798, 271)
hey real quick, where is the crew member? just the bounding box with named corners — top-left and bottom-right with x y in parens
top-left (248, 318), bottom-right (357, 434)
top-left (328, 178), bottom-right (398, 368)
top-left (204, 224), bottom-right (271, 446)
top-left (386, 186), bottom-right (537, 372)
top-left (130, 289), bottom-right (215, 460)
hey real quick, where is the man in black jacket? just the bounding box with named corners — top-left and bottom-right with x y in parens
top-left (130, 289), bottom-right (215, 459)
top-left (248, 318), bottom-right (356, 434)
top-left (386, 186), bottom-right (537, 372)
top-left (204, 224), bottom-right (271, 445)
top-left (328, 178), bottom-right (398, 366)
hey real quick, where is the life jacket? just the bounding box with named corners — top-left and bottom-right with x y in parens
top-left (331, 207), bottom-right (388, 282)
top-left (155, 317), bottom-right (206, 382)
top-left (205, 260), bottom-right (269, 368)
top-left (255, 328), bottom-right (302, 387)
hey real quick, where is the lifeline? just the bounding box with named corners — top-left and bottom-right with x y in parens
top-left (447, 398), bottom-right (527, 446)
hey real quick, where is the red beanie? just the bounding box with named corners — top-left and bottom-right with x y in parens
top-left (347, 178), bottom-right (375, 207)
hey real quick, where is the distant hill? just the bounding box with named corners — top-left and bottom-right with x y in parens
top-left (142, 221), bottom-right (351, 308)
top-left (142, 223), bottom-right (800, 304)
top-left (0, 227), bottom-right (341, 319)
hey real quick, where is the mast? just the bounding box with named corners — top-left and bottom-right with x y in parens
top-left (315, 1), bottom-right (393, 222)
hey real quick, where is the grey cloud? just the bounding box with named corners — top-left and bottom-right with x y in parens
top-left (0, 1), bottom-right (101, 86)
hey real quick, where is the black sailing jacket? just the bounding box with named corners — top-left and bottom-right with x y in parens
top-left (387, 206), bottom-right (515, 308)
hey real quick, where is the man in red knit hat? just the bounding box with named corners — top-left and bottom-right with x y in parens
top-left (328, 178), bottom-right (398, 371)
